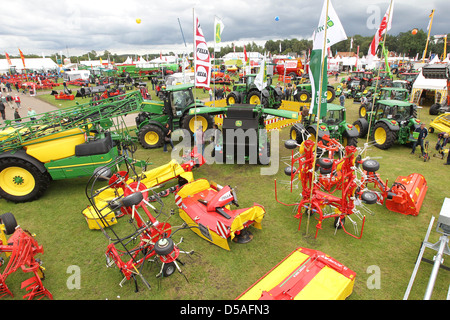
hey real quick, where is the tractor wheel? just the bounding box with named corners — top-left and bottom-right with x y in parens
top-left (289, 125), bottom-right (304, 144)
top-left (247, 91), bottom-right (263, 105)
top-left (181, 113), bottom-right (214, 136)
top-left (342, 135), bottom-right (358, 147)
top-left (297, 90), bottom-right (311, 103)
top-left (353, 119), bottom-right (369, 138)
top-left (0, 212), bottom-right (18, 235)
top-left (358, 104), bottom-right (372, 118)
top-left (429, 104), bottom-right (440, 115)
top-left (138, 124), bottom-right (164, 149)
top-left (226, 92), bottom-right (240, 105)
top-left (0, 158), bottom-right (51, 203)
top-left (326, 86), bottom-right (336, 103)
top-left (372, 122), bottom-right (396, 150)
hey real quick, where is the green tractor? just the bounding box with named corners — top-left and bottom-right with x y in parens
top-left (294, 82), bottom-right (336, 104)
top-left (186, 104), bottom-right (300, 164)
top-left (0, 91), bottom-right (146, 203)
top-left (290, 104), bottom-right (359, 147)
top-left (135, 83), bottom-right (215, 149)
top-left (358, 87), bottom-right (410, 118)
top-left (353, 99), bottom-right (421, 150)
top-left (226, 74), bottom-right (283, 108)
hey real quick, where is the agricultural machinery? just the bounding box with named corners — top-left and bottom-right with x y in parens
top-left (0, 212), bottom-right (52, 300)
top-left (186, 104), bottom-right (300, 164)
top-left (0, 91), bottom-right (146, 203)
top-left (276, 136), bottom-right (378, 239)
top-left (84, 150), bottom-right (205, 292)
top-left (225, 74), bottom-right (283, 109)
top-left (358, 87), bottom-right (410, 118)
top-left (136, 83), bottom-right (215, 149)
top-left (290, 103), bottom-right (359, 149)
top-left (174, 178), bottom-right (266, 251)
top-left (353, 99), bottom-right (421, 150)
top-left (428, 113), bottom-right (450, 136)
top-left (294, 82), bottom-right (336, 104)
top-left (422, 64), bottom-right (450, 115)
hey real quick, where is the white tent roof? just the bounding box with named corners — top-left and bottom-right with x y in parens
top-left (0, 58), bottom-right (58, 73)
top-left (412, 69), bottom-right (448, 90)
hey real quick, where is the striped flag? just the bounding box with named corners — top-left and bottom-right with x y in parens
top-left (18, 48), bottom-right (26, 68)
top-left (193, 10), bottom-right (211, 88)
top-left (5, 52), bottom-right (12, 66)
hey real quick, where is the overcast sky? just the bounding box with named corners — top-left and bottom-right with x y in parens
top-left (0, 0), bottom-right (448, 57)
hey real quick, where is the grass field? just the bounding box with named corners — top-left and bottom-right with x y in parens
top-left (1, 74), bottom-right (449, 301)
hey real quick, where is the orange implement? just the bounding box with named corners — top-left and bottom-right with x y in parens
top-left (385, 173), bottom-right (428, 216)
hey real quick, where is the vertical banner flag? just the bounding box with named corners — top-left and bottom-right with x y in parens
top-left (193, 11), bottom-right (211, 88)
top-left (18, 48), bottom-right (26, 68)
top-left (367, 1), bottom-right (394, 63)
top-left (214, 16), bottom-right (225, 52)
top-left (255, 54), bottom-right (267, 91)
top-left (309, 0), bottom-right (347, 118)
top-left (5, 52), bottom-right (12, 66)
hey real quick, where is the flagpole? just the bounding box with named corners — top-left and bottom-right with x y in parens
top-left (193, 8), bottom-right (197, 125)
top-left (422, 9), bottom-right (435, 63)
top-left (306, 0), bottom-right (330, 236)
top-left (365, 0), bottom-right (394, 155)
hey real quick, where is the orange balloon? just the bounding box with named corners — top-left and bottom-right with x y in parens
top-left (412, 28), bottom-right (418, 35)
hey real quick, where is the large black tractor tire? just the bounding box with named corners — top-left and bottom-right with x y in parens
top-left (326, 86), bottom-right (336, 103)
top-left (358, 103), bottom-right (373, 118)
top-left (247, 91), bottom-right (265, 106)
top-left (0, 158), bottom-right (51, 203)
top-left (138, 124), bottom-right (165, 149)
top-left (353, 119), bottom-right (369, 138)
top-left (181, 113), bottom-right (214, 136)
top-left (372, 122), bottom-right (396, 150)
top-left (226, 92), bottom-right (240, 105)
top-left (429, 103), bottom-right (440, 115)
top-left (296, 90), bottom-right (311, 103)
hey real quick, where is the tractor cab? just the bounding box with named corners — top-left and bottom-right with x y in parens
top-left (378, 87), bottom-right (409, 102)
top-left (169, 85), bottom-right (196, 116)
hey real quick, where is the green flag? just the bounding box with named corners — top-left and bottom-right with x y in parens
top-left (309, 0), bottom-right (347, 119)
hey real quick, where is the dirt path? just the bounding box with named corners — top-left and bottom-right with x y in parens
top-left (1, 89), bottom-right (139, 127)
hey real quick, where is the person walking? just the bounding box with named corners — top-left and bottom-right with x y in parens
top-left (193, 125), bottom-right (204, 155)
top-left (411, 123), bottom-right (428, 156)
top-left (14, 108), bottom-right (21, 123)
top-left (13, 94), bottom-right (21, 108)
top-left (163, 123), bottom-right (175, 153)
top-left (339, 93), bottom-right (345, 107)
top-left (27, 107), bottom-right (37, 121)
top-left (0, 100), bottom-right (6, 122)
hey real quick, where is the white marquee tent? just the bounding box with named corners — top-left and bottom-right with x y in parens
top-left (0, 58), bottom-right (59, 74)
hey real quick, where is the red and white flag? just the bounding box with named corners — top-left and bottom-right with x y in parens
top-left (193, 11), bottom-right (211, 88)
top-left (5, 52), bottom-right (12, 66)
top-left (367, 1), bottom-right (394, 62)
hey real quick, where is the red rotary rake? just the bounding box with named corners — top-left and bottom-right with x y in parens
top-left (85, 151), bottom-right (204, 292)
top-left (276, 136), bottom-right (378, 239)
top-left (0, 212), bottom-right (52, 300)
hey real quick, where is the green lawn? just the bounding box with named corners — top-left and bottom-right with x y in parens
top-left (1, 74), bottom-right (449, 301)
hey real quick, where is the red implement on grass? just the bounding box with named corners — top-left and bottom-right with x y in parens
top-left (0, 212), bottom-right (52, 300)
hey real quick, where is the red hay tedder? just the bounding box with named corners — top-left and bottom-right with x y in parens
top-left (275, 135), bottom-right (428, 239)
top-left (0, 212), bottom-right (52, 300)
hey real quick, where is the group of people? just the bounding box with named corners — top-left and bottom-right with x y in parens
top-left (411, 122), bottom-right (450, 165)
top-left (0, 91), bottom-right (37, 124)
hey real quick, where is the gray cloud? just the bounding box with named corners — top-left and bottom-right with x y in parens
top-left (0, 0), bottom-right (447, 56)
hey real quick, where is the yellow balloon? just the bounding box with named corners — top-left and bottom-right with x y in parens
top-left (136, 18), bottom-right (141, 24)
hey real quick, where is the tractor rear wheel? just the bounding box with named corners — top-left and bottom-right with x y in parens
top-left (138, 124), bottom-right (164, 149)
top-left (0, 158), bottom-right (51, 203)
top-left (372, 122), bottom-right (396, 149)
top-left (181, 113), bottom-right (214, 136)
top-left (297, 90), bottom-right (311, 103)
top-left (326, 86), bottom-right (336, 103)
top-left (226, 92), bottom-right (240, 105)
top-left (353, 119), bottom-right (368, 138)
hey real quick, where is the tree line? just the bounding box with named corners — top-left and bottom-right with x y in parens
top-left (1, 29), bottom-right (447, 64)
